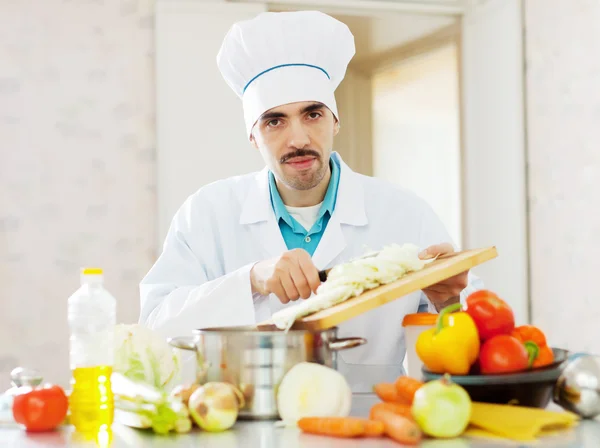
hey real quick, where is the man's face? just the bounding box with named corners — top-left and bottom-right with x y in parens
top-left (250, 101), bottom-right (339, 191)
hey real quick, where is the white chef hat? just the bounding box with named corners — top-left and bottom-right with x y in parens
top-left (217, 11), bottom-right (355, 138)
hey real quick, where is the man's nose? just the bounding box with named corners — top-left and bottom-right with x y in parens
top-left (287, 120), bottom-right (311, 149)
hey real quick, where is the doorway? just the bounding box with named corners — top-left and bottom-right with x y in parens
top-left (371, 43), bottom-right (462, 247)
top-left (332, 16), bottom-right (463, 247)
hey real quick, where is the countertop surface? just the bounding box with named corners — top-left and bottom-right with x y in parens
top-left (1, 394), bottom-right (599, 447)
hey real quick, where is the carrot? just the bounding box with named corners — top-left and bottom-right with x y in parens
top-left (370, 402), bottom-right (414, 421)
top-left (394, 376), bottom-right (424, 404)
top-left (371, 409), bottom-right (422, 446)
top-left (363, 420), bottom-right (385, 437)
top-left (297, 417), bottom-right (379, 438)
top-left (373, 383), bottom-right (409, 404)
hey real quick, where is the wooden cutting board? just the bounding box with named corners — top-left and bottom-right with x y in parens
top-left (257, 246), bottom-right (498, 332)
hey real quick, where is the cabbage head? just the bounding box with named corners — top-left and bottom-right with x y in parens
top-left (114, 324), bottom-right (180, 391)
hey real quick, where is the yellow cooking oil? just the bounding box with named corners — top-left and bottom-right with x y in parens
top-left (67, 267), bottom-right (117, 436)
top-left (69, 365), bottom-right (114, 432)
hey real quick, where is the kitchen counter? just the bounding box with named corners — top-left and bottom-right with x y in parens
top-left (1, 394), bottom-right (599, 447)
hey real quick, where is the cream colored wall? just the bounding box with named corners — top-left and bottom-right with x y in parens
top-left (371, 43), bottom-right (462, 248)
top-left (0, 0), bottom-right (156, 389)
top-left (525, 0), bottom-right (600, 354)
top-left (334, 68), bottom-right (374, 176)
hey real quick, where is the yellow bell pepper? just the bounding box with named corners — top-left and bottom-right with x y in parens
top-left (416, 303), bottom-right (480, 375)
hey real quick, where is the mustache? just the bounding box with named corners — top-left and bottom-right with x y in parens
top-left (280, 149), bottom-right (321, 164)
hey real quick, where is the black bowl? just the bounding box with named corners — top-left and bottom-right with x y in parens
top-left (421, 348), bottom-right (569, 408)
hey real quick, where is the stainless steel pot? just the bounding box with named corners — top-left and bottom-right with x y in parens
top-left (168, 326), bottom-right (366, 420)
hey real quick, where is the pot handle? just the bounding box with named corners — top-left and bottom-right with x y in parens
top-left (328, 337), bottom-right (367, 351)
top-left (167, 336), bottom-right (196, 351)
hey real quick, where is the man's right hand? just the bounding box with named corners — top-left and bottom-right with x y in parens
top-left (250, 248), bottom-right (322, 304)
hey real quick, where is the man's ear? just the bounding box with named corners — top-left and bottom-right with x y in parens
top-left (333, 119), bottom-right (340, 136)
top-left (249, 133), bottom-right (259, 150)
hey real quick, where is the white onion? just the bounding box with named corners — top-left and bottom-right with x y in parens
top-left (188, 382), bottom-right (245, 432)
top-left (276, 362), bottom-right (352, 424)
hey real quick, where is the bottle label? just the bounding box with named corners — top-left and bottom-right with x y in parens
top-left (70, 330), bottom-right (114, 368)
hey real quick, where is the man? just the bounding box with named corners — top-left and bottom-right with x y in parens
top-left (139, 10), bottom-right (482, 392)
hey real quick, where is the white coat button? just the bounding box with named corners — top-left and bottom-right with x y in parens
top-left (305, 236), bottom-right (311, 243)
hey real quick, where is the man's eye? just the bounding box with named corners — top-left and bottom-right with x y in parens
top-left (308, 112), bottom-right (322, 119)
top-left (268, 119), bottom-right (281, 127)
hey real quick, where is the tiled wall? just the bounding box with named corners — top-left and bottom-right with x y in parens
top-left (525, 0), bottom-right (600, 354)
top-left (0, 0), bottom-right (156, 389)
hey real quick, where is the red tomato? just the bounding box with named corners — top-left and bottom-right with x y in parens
top-left (464, 290), bottom-right (515, 340)
top-left (479, 335), bottom-right (529, 374)
top-left (12, 384), bottom-right (69, 432)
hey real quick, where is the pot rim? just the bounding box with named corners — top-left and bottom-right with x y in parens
top-left (191, 325), bottom-right (339, 336)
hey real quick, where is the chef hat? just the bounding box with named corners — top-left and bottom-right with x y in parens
top-left (217, 11), bottom-right (356, 138)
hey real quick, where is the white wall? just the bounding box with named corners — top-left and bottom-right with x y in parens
top-left (372, 43), bottom-right (462, 247)
top-left (525, 0), bottom-right (600, 354)
top-left (461, 0), bottom-right (529, 325)
top-left (155, 1), bottom-right (266, 244)
top-left (0, 0), bottom-right (156, 390)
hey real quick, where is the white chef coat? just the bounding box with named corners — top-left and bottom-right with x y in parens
top-left (139, 152), bottom-right (483, 392)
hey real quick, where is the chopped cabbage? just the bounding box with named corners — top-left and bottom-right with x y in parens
top-left (271, 243), bottom-right (429, 331)
top-left (114, 324), bottom-right (180, 391)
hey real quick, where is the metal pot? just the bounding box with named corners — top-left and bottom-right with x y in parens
top-left (168, 325), bottom-right (366, 420)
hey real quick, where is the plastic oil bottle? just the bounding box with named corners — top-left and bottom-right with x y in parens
top-left (67, 267), bottom-right (116, 433)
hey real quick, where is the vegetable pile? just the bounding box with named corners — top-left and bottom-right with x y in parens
top-left (416, 289), bottom-right (554, 375)
top-left (291, 288), bottom-right (558, 444)
top-left (372, 375), bottom-right (472, 442)
top-left (291, 367), bottom-right (474, 445)
top-left (111, 324), bottom-right (245, 435)
top-left (286, 364), bottom-right (425, 445)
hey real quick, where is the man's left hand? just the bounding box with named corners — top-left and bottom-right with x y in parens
top-left (419, 243), bottom-right (469, 311)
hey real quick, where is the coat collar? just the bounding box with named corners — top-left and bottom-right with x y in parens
top-left (239, 151), bottom-right (368, 227)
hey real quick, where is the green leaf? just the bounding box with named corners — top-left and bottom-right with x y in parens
top-left (150, 402), bottom-right (178, 435)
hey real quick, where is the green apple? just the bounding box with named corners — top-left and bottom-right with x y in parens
top-left (411, 375), bottom-right (472, 438)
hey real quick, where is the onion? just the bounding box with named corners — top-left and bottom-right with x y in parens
top-left (170, 383), bottom-right (200, 407)
top-left (411, 375), bottom-right (472, 438)
top-left (188, 382), bottom-right (245, 432)
top-left (276, 362), bottom-right (352, 424)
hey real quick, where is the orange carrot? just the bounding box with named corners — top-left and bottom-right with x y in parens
top-left (363, 420), bottom-right (385, 437)
top-left (297, 417), bottom-right (375, 438)
top-left (369, 402), bottom-right (414, 421)
top-left (373, 383), bottom-right (409, 404)
top-left (371, 409), bottom-right (422, 445)
top-left (394, 376), bottom-right (424, 404)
